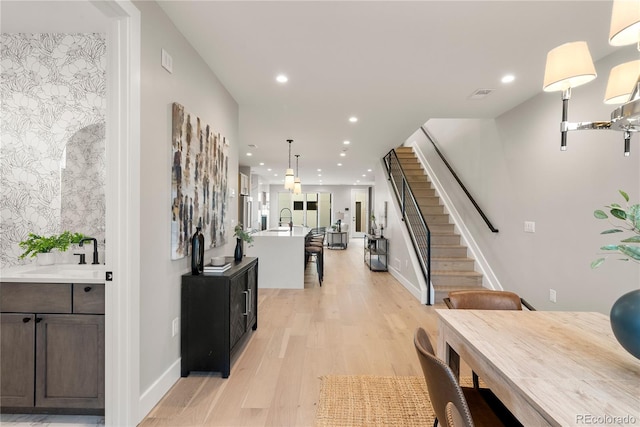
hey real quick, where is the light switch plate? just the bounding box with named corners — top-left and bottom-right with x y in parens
top-left (161, 48), bottom-right (173, 73)
top-left (524, 221), bottom-right (536, 233)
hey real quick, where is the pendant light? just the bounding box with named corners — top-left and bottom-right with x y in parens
top-left (293, 154), bottom-right (302, 195)
top-left (284, 139), bottom-right (295, 190)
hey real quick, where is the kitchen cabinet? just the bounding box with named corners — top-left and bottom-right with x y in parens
top-left (0, 282), bottom-right (105, 413)
top-left (181, 257), bottom-right (258, 378)
top-left (364, 235), bottom-right (388, 271)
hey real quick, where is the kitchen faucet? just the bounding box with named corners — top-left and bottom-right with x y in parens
top-left (79, 237), bottom-right (100, 265)
top-left (279, 208), bottom-right (292, 228)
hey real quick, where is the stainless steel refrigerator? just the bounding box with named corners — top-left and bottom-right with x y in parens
top-left (238, 195), bottom-right (252, 229)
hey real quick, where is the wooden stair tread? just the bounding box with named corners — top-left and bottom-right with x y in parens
top-left (432, 270), bottom-right (483, 277)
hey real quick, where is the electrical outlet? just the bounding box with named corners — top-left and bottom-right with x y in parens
top-left (172, 317), bottom-right (179, 337)
top-left (549, 289), bottom-right (557, 303)
top-left (524, 221), bottom-right (536, 233)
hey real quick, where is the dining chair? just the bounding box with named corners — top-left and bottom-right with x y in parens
top-left (413, 327), bottom-right (513, 427)
top-left (445, 401), bottom-right (469, 427)
top-left (442, 289), bottom-right (535, 389)
top-left (443, 289), bottom-right (535, 311)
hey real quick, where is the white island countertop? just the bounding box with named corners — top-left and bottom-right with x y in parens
top-left (246, 226), bottom-right (310, 289)
top-left (251, 226), bottom-right (310, 237)
top-left (0, 263), bottom-right (106, 284)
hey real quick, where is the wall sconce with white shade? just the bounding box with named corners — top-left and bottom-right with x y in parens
top-left (293, 154), bottom-right (302, 195)
top-left (284, 139), bottom-right (295, 190)
top-left (543, 0), bottom-right (640, 156)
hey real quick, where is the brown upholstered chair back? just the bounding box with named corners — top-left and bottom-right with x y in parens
top-left (446, 401), bottom-right (471, 427)
top-left (445, 290), bottom-right (522, 310)
top-left (413, 327), bottom-right (475, 427)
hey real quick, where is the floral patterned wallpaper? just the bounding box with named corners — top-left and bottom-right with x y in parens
top-left (0, 33), bottom-right (106, 268)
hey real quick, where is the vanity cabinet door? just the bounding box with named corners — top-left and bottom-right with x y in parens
top-left (35, 314), bottom-right (105, 409)
top-left (0, 313), bottom-right (35, 407)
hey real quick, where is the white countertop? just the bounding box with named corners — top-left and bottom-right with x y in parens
top-left (251, 226), bottom-right (310, 237)
top-left (0, 263), bottom-right (106, 284)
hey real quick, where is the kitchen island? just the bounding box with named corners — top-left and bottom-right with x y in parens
top-left (246, 226), bottom-right (310, 289)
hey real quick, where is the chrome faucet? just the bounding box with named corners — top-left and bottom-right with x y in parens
top-left (79, 237), bottom-right (100, 265)
top-left (279, 208), bottom-right (292, 227)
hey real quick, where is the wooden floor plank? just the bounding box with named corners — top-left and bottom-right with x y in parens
top-left (140, 238), bottom-right (441, 427)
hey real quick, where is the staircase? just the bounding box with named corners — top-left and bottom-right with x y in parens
top-left (394, 146), bottom-right (483, 304)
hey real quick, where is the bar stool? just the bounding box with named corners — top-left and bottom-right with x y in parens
top-left (305, 238), bottom-right (323, 286)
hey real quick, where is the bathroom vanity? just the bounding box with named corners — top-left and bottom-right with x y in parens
top-left (0, 264), bottom-right (105, 414)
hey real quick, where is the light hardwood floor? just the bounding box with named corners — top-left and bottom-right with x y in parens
top-left (140, 237), bottom-right (444, 427)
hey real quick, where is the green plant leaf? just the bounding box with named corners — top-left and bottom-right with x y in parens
top-left (600, 245), bottom-right (620, 251)
top-left (600, 229), bottom-right (623, 234)
top-left (619, 190), bottom-right (629, 202)
top-left (629, 204), bottom-right (640, 229)
top-left (594, 210), bottom-right (608, 219)
top-left (590, 258), bottom-right (606, 269)
top-left (618, 245), bottom-right (640, 260)
top-left (621, 236), bottom-right (640, 243)
top-left (610, 203), bottom-right (621, 208)
top-left (611, 208), bottom-right (627, 220)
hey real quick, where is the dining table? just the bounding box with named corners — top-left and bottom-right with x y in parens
top-left (436, 310), bottom-right (640, 427)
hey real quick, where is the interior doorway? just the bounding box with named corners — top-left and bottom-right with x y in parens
top-left (350, 188), bottom-right (368, 238)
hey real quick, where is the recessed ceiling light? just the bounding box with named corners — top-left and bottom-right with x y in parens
top-left (501, 74), bottom-right (515, 84)
top-left (274, 173), bottom-right (278, 176)
top-left (356, 180), bottom-right (360, 183)
top-left (362, 174), bottom-right (366, 177)
top-left (340, 153), bottom-right (346, 157)
top-left (259, 162), bottom-right (265, 166)
top-left (318, 174), bottom-right (322, 177)
top-left (337, 163), bottom-right (342, 166)
top-left (367, 169), bottom-right (372, 172)
top-left (349, 117), bottom-right (358, 123)
top-left (267, 168), bottom-right (272, 171)
top-left (276, 74), bottom-right (288, 83)
top-left (317, 168), bottom-right (322, 172)
top-left (343, 140), bottom-right (350, 145)
top-left (246, 152), bottom-right (252, 156)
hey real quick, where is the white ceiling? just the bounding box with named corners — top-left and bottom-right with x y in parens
top-left (2, 1), bottom-right (621, 186)
top-left (159, 1), bottom-right (617, 186)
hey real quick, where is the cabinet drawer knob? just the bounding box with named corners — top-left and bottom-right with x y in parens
top-left (22, 317), bottom-right (31, 323)
top-left (35, 317), bottom-right (43, 323)
top-left (84, 286), bottom-right (92, 292)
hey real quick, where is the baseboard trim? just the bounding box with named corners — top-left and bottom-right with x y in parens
top-left (388, 266), bottom-right (422, 302)
top-left (138, 358), bottom-right (181, 420)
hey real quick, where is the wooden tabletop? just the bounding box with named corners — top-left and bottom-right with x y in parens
top-left (436, 310), bottom-right (640, 427)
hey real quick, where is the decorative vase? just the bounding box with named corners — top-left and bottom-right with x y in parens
top-left (191, 227), bottom-right (204, 275)
top-left (610, 289), bottom-right (640, 360)
top-left (234, 238), bottom-right (243, 261)
top-left (36, 252), bottom-right (55, 266)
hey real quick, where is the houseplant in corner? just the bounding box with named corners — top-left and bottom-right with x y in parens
top-left (592, 190), bottom-right (640, 359)
top-left (19, 231), bottom-right (87, 265)
top-left (233, 224), bottom-right (254, 261)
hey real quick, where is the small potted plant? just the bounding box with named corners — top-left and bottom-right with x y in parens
top-left (591, 190), bottom-right (640, 359)
top-left (19, 231), bottom-right (87, 265)
top-left (233, 224), bottom-right (254, 261)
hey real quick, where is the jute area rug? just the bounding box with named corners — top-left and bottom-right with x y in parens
top-left (314, 375), bottom-right (435, 427)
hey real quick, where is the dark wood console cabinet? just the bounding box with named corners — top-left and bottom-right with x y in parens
top-left (181, 257), bottom-right (258, 378)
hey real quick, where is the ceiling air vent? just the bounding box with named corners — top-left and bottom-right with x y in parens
top-left (468, 88), bottom-right (495, 100)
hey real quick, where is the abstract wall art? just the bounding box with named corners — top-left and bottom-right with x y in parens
top-left (171, 102), bottom-right (229, 260)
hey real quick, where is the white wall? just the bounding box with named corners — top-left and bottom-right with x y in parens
top-left (414, 47), bottom-right (639, 313)
top-left (135, 0), bottom-right (239, 408)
